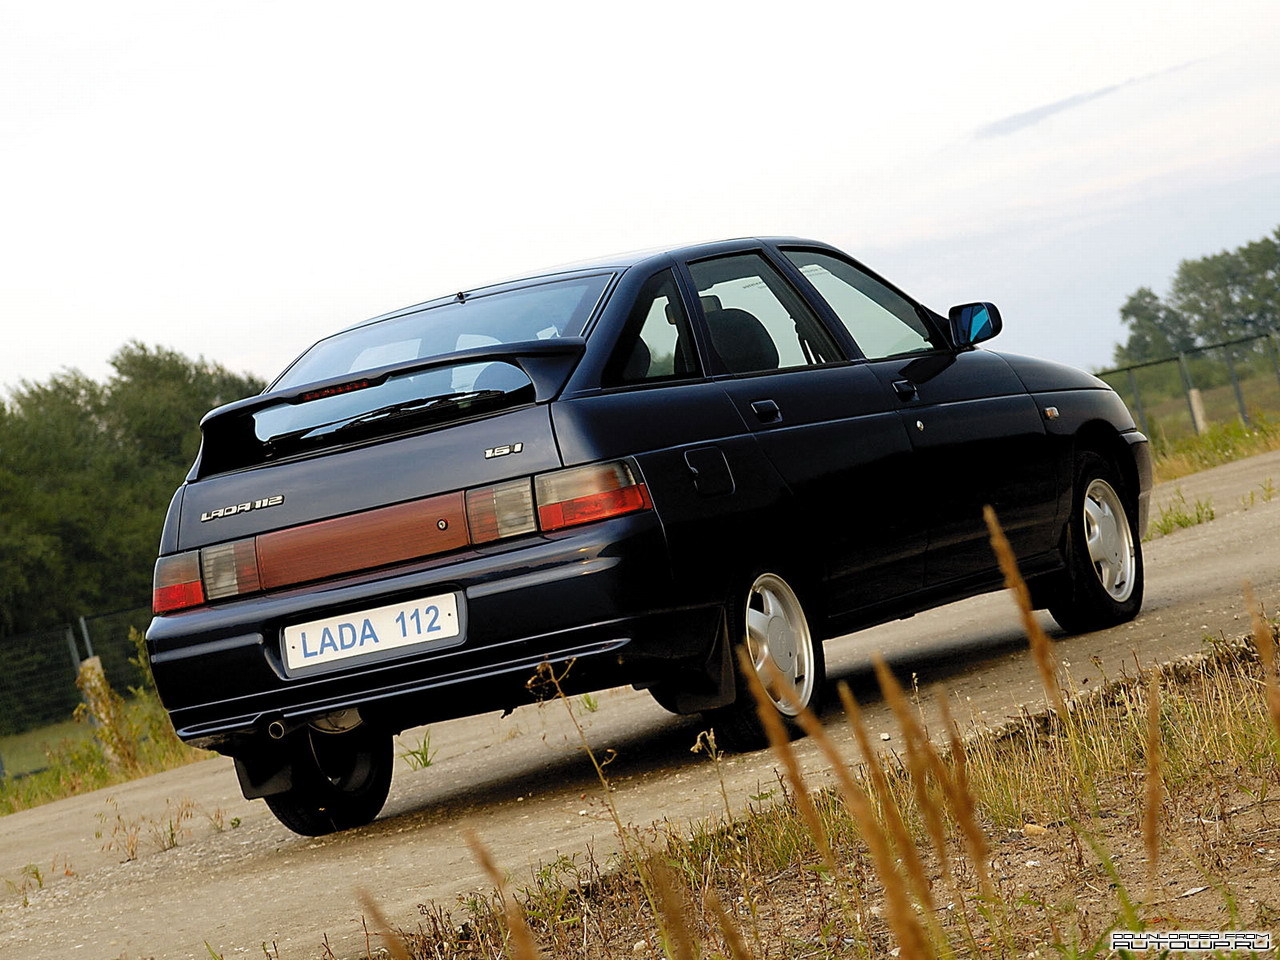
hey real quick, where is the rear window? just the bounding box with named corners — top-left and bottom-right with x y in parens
top-left (274, 274), bottom-right (611, 390)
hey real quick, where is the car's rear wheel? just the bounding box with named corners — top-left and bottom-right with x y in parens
top-left (263, 725), bottom-right (393, 836)
top-left (1046, 451), bottom-right (1144, 634)
top-left (705, 572), bottom-right (825, 751)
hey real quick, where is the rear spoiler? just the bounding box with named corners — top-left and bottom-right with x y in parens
top-left (190, 338), bottom-right (586, 479)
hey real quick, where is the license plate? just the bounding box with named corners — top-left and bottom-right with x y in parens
top-left (283, 592), bottom-right (461, 671)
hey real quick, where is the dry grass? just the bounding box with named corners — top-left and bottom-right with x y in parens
top-left (353, 637), bottom-right (1280, 958)
top-left (350, 598), bottom-right (1280, 958)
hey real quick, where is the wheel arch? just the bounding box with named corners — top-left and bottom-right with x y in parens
top-left (1072, 420), bottom-right (1143, 516)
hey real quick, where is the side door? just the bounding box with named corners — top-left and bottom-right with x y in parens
top-left (680, 250), bottom-right (925, 614)
top-left (777, 247), bottom-right (1060, 588)
top-left (552, 266), bottom-right (789, 615)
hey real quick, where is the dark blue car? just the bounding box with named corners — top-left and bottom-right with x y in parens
top-left (147, 237), bottom-right (1150, 834)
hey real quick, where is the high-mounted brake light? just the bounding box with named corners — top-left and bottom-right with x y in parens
top-left (153, 552), bottom-right (205, 614)
top-left (535, 461), bottom-right (652, 532)
top-left (298, 379), bottom-right (372, 403)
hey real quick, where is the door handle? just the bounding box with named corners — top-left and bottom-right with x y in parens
top-left (892, 379), bottom-right (917, 401)
top-left (750, 399), bottom-right (781, 423)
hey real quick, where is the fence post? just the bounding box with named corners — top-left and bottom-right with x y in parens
top-left (1177, 353), bottom-right (1205, 435)
top-left (1270, 332), bottom-right (1280, 390)
top-left (1223, 347), bottom-right (1251, 427)
top-left (1125, 367), bottom-right (1150, 436)
top-left (77, 616), bottom-right (94, 660)
top-left (64, 625), bottom-right (82, 678)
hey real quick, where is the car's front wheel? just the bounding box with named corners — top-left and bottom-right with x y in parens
top-left (1046, 451), bottom-right (1144, 634)
top-left (705, 571), bottom-right (825, 751)
top-left (263, 725), bottom-right (393, 836)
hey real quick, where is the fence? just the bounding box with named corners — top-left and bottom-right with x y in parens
top-left (1096, 331), bottom-right (1280, 444)
top-left (0, 605), bottom-right (152, 777)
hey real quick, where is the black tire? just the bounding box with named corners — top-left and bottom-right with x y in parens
top-left (705, 572), bottom-right (826, 751)
top-left (1046, 451), bottom-right (1144, 634)
top-left (264, 725), bottom-right (393, 836)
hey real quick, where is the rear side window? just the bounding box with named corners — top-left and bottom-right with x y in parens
top-left (686, 253), bottom-right (841, 374)
top-left (603, 270), bottom-right (701, 386)
top-left (783, 250), bottom-right (936, 359)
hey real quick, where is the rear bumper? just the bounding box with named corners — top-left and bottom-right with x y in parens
top-left (146, 513), bottom-right (719, 748)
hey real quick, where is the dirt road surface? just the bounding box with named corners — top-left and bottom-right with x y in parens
top-left (4, 451), bottom-right (1280, 960)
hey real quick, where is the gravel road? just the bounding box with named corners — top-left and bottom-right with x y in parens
top-left (4, 450), bottom-right (1280, 960)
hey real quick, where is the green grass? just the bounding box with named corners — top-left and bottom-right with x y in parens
top-left (1152, 415), bottom-right (1280, 483)
top-left (0, 631), bottom-right (209, 814)
top-left (0, 694), bottom-right (207, 816)
top-left (1149, 487), bottom-right (1215, 537)
top-left (0, 718), bottom-right (93, 777)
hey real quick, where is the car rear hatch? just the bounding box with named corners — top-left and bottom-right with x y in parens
top-left (171, 342), bottom-right (580, 561)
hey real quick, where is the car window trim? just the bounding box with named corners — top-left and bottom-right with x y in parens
top-left (596, 266), bottom-right (709, 391)
top-left (676, 248), bottom-right (850, 378)
top-left (773, 244), bottom-right (951, 359)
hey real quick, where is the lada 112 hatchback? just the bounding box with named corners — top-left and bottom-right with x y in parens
top-left (147, 237), bottom-right (1150, 835)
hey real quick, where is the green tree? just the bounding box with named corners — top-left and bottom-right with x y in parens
top-left (1113, 225), bottom-right (1280, 366)
top-left (1112, 286), bottom-right (1195, 365)
top-left (0, 344), bottom-right (265, 637)
top-left (1170, 228), bottom-right (1280, 344)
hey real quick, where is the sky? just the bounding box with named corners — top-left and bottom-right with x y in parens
top-left (2, 0), bottom-right (1279, 394)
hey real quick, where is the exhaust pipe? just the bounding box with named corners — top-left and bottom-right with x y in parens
top-left (267, 720), bottom-right (286, 740)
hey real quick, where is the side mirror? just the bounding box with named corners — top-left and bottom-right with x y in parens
top-left (948, 302), bottom-right (1003, 348)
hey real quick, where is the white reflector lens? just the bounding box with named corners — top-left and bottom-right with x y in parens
top-left (200, 538), bottom-right (261, 600)
top-left (466, 479), bottom-right (537, 543)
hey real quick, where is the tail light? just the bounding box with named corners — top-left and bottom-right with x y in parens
top-left (201, 538), bottom-right (261, 600)
top-left (154, 459), bottom-right (651, 613)
top-left (153, 552), bottom-right (205, 613)
top-left (535, 461), bottom-right (651, 531)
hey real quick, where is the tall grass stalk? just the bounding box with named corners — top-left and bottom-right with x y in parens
top-left (745, 662), bottom-right (931, 960)
top-left (871, 655), bottom-right (953, 888)
top-left (1142, 674), bottom-right (1162, 889)
top-left (982, 506), bottom-right (1067, 721)
top-left (466, 830), bottom-right (543, 960)
top-left (703, 889), bottom-right (754, 960)
top-left (356, 891), bottom-right (412, 960)
top-left (735, 647), bottom-right (839, 880)
top-left (1245, 581), bottom-right (1280, 753)
top-left (935, 691), bottom-right (992, 898)
top-left (838, 684), bottom-right (938, 913)
top-left (983, 505), bottom-right (1097, 818)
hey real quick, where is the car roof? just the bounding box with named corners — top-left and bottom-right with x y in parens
top-left (360, 236), bottom-right (839, 327)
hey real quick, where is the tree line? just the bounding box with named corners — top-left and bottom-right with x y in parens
top-left (1113, 225), bottom-right (1280, 367)
top-left (0, 343), bottom-right (265, 639)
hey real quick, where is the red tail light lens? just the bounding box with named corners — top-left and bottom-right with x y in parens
top-left (153, 552), bottom-right (205, 613)
top-left (535, 461), bottom-right (652, 532)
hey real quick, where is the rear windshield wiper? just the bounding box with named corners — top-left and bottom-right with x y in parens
top-left (262, 389), bottom-right (507, 455)
top-left (330, 390), bottom-right (500, 434)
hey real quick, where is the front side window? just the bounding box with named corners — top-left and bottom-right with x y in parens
top-left (604, 270), bottom-right (700, 386)
top-left (686, 253), bottom-right (841, 374)
top-left (783, 250), bottom-right (936, 360)
top-left (274, 273), bottom-right (611, 390)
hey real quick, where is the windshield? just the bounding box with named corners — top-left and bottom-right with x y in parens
top-left (273, 273), bottom-right (611, 390)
